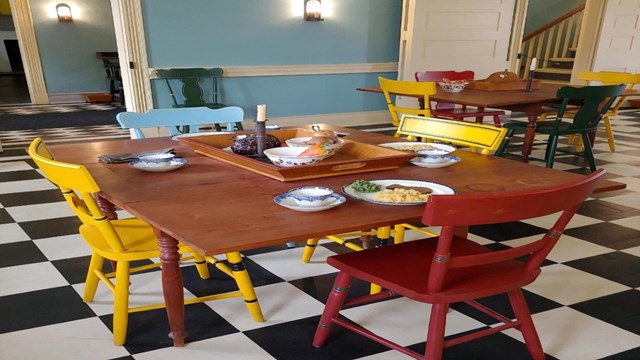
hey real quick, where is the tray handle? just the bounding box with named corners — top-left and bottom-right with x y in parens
top-left (331, 162), bottom-right (367, 171)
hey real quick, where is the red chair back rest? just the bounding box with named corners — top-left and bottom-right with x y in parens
top-left (415, 71), bottom-right (475, 110)
top-left (414, 70), bottom-right (475, 82)
top-left (421, 169), bottom-right (605, 293)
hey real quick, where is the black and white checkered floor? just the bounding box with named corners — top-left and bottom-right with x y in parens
top-left (1, 111), bottom-right (640, 359)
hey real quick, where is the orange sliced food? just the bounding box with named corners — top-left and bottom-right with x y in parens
top-left (299, 144), bottom-right (327, 156)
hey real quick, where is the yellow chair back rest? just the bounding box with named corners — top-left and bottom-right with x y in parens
top-left (396, 115), bottom-right (508, 155)
top-left (379, 77), bottom-right (437, 126)
top-left (28, 138), bottom-right (126, 252)
top-left (578, 71), bottom-right (640, 113)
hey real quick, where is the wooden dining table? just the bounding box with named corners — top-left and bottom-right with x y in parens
top-left (46, 124), bottom-right (626, 347)
top-left (358, 84), bottom-right (562, 162)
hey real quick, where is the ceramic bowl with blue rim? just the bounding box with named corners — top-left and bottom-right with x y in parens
top-left (287, 186), bottom-right (335, 207)
top-left (263, 146), bottom-right (331, 167)
top-left (136, 153), bottom-right (175, 168)
top-left (415, 145), bottom-right (455, 164)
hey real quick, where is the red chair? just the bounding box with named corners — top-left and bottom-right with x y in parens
top-left (313, 169), bottom-right (605, 360)
top-left (415, 70), bottom-right (505, 127)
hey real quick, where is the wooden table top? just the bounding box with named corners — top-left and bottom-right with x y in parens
top-left (48, 125), bottom-right (625, 256)
top-left (357, 84), bottom-right (640, 108)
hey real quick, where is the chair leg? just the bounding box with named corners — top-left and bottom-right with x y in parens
top-left (113, 261), bottom-right (131, 346)
top-left (492, 115), bottom-right (502, 127)
top-left (83, 253), bottom-right (104, 302)
top-left (301, 238), bottom-right (320, 263)
top-left (424, 303), bottom-right (449, 360)
top-left (192, 252), bottom-right (211, 279)
top-left (545, 136), bottom-right (559, 168)
top-left (508, 290), bottom-right (545, 360)
top-left (603, 116), bottom-right (615, 152)
top-left (581, 133), bottom-right (597, 172)
top-left (393, 224), bottom-right (406, 244)
top-left (226, 251), bottom-right (264, 322)
top-left (313, 271), bottom-right (353, 347)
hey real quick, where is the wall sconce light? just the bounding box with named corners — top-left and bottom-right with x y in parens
top-left (304, 0), bottom-right (323, 21)
top-left (56, 3), bottom-right (73, 23)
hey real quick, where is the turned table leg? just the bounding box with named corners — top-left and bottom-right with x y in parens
top-left (155, 229), bottom-right (187, 347)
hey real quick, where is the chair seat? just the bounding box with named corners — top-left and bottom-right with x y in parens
top-left (432, 108), bottom-right (505, 118)
top-left (80, 218), bottom-right (194, 261)
top-left (327, 237), bottom-right (539, 303)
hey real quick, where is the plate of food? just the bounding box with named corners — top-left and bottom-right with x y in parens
top-left (342, 179), bottom-right (455, 205)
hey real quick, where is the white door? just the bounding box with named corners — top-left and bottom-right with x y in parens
top-left (398, 0), bottom-right (517, 82)
top-left (591, 0), bottom-right (640, 74)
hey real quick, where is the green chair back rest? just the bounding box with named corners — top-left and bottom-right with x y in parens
top-left (578, 71), bottom-right (640, 115)
top-left (556, 84), bottom-right (626, 132)
top-left (154, 68), bottom-right (224, 108)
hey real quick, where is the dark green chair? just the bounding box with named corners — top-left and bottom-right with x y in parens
top-left (496, 84), bottom-right (626, 172)
top-left (154, 68), bottom-right (244, 131)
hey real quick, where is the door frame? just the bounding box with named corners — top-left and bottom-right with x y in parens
top-left (9, 0), bottom-right (152, 110)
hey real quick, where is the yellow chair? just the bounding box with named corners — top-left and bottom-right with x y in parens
top-left (379, 77), bottom-right (437, 136)
top-left (28, 138), bottom-right (263, 345)
top-left (301, 116), bottom-right (508, 263)
top-left (392, 115), bottom-right (508, 242)
top-left (539, 71), bottom-right (640, 152)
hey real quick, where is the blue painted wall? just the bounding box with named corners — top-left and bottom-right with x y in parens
top-left (142, 0), bottom-right (402, 118)
top-left (31, 0), bottom-right (117, 94)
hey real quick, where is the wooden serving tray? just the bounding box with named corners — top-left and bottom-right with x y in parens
top-left (466, 71), bottom-right (541, 91)
top-left (179, 128), bottom-right (416, 182)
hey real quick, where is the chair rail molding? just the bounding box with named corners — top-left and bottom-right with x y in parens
top-left (149, 62), bottom-right (398, 78)
top-left (9, 0), bottom-right (49, 104)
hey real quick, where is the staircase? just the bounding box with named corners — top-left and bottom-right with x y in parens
top-left (519, 5), bottom-right (585, 85)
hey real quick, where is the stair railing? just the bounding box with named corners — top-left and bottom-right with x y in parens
top-left (519, 4), bottom-right (585, 79)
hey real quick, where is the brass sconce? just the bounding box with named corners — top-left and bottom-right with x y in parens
top-left (304, 0), bottom-right (322, 21)
top-left (56, 3), bottom-right (73, 23)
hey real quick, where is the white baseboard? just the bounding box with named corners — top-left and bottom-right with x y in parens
top-left (48, 93), bottom-right (91, 104)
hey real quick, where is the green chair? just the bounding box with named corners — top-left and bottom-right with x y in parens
top-left (497, 84), bottom-right (626, 172)
top-left (153, 68), bottom-right (244, 131)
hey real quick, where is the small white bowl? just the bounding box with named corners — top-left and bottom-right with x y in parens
top-left (437, 81), bottom-right (468, 93)
top-left (416, 148), bottom-right (453, 164)
top-left (136, 153), bottom-right (175, 168)
top-left (263, 146), bottom-right (331, 167)
top-left (288, 186), bottom-right (335, 207)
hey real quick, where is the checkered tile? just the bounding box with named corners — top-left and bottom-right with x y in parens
top-left (1, 109), bottom-right (640, 359)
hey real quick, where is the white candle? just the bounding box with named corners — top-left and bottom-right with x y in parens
top-left (530, 58), bottom-right (537, 71)
top-left (257, 104), bottom-right (266, 122)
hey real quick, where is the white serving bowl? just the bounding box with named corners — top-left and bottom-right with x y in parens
top-left (287, 186), bottom-right (335, 207)
top-left (416, 147), bottom-right (454, 164)
top-left (285, 137), bottom-right (344, 153)
top-left (437, 81), bottom-right (468, 93)
top-left (136, 153), bottom-right (175, 168)
top-left (263, 146), bottom-right (331, 167)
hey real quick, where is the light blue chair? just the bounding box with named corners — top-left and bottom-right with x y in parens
top-left (116, 106), bottom-right (244, 139)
